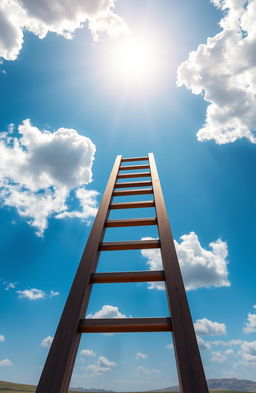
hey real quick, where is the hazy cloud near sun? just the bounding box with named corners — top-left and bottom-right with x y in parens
top-left (0, 119), bottom-right (98, 235)
top-left (0, 0), bottom-right (127, 61)
top-left (177, 0), bottom-right (256, 144)
top-left (141, 232), bottom-right (230, 291)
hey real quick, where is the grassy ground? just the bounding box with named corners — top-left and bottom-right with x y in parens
top-left (0, 381), bottom-right (253, 393)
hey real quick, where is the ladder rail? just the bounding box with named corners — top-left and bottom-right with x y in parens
top-left (36, 155), bottom-right (122, 393)
top-left (148, 153), bottom-right (209, 393)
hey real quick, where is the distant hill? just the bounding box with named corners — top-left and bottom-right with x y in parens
top-left (1, 378), bottom-right (256, 393)
top-left (151, 378), bottom-right (256, 392)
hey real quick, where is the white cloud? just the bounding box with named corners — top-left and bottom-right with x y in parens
top-left (194, 318), bottom-right (226, 336)
top-left (211, 351), bottom-right (227, 363)
top-left (85, 356), bottom-right (117, 376)
top-left (41, 336), bottom-right (53, 348)
top-left (166, 343), bottom-right (174, 350)
top-left (210, 339), bottom-right (242, 347)
top-left (0, 359), bottom-right (12, 366)
top-left (87, 305), bottom-right (127, 319)
top-left (177, 0), bottom-right (256, 144)
top-left (49, 290), bottom-right (59, 297)
top-left (98, 356), bottom-right (117, 368)
top-left (0, 335), bottom-right (5, 342)
top-left (80, 349), bottom-right (96, 357)
top-left (240, 341), bottom-right (256, 367)
top-left (253, 305), bottom-right (256, 310)
top-left (244, 313), bottom-right (256, 333)
top-left (17, 288), bottom-right (46, 300)
top-left (0, 0), bottom-right (128, 61)
top-left (3, 281), bottom-right (17, 290)
top-left (141, 232), bottom-right (230, 291)
top-left (0, 119), bottom-right (98, 236)
top-left (225, 349), bottom-right (234, 355)
top-left (136, 352), bottom-right (148, 359)
top-left (136, 366), bottom-right (160, 376)
top-left (197, 336), bottom-right (211, 350)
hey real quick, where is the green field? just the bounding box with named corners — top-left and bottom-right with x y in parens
top-left (0, 381), bottom-right (253, 393)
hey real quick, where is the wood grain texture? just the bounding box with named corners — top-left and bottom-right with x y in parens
top-left (79, 317), bottom-right (172, 333)
top-left (121, 156), bottom-right (149, 162)
top-left (110, 201), bottom-right (155, 209)
top-left (117, 172), bottom-right (151, 179)
top-left (90, 270), bottom-right (165, 283)
top-left (148, 153), bottom-right (209, 393)
top-left (119, 164), bottom-right (150, 171)
top-left (115, 180), bottom-right (152, 188)
top-left (113, 188), bottom-right (153, 196)
top-left (105, 217), bottom-right (157, 227)
top-left (99, 239), bottom-right (160, 251)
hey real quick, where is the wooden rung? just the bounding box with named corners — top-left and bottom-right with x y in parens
top-left (117, 172), bottom-right (151, 179)
top-left (119, 164), bottom-right (150, 171)
top-left (90, 270), bottom-right (165, 283)
top-left (79, 317), bottom-right (172, 333)
top-left (105, 217), bottom-right (157, 227)
top-left (113, 188), bottom-right (153, 197)
top-left (110, 201), bottom-right (155, 209)
top-left (99, 239), bottom-right (160, 251)
top-left (115, 180), bottom-right (152, 188)
top-left (121, 156), bottom-right (149, 162)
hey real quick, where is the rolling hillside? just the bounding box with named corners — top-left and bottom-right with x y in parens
top-left (0, 379), bottom-right (256, 393)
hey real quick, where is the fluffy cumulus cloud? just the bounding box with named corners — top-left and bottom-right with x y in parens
top-left (41, 336), bottom-right (53, 348)
top-left (177, 0), bottom-right (256, 144)
top-left (85, 355), bottom-right (117, 377)
top-left (240, 341), bottom-right (256, 367)
top-left (0, 335), bottom-right (5, 342)
top-left (80, 349), bottom-right (96, 357)
top-left (194, 318), bottom-right (227, 336)
top-left (210, 339), bottom-right (242, 347)
top-left (49, 290), bottom-right (59, 297)
top-left (211, 351), bottom-right (227, 363)
top-left (16, 288), bottom-right (46, 300)
top-left (244, 310), bottom-right (256, 333)
top-left (3, 281), bottom-right (17, 291)
top-left (0, 119), bottom-right (98, 235)
top-left (197, 336), bottom-right (211, 351)
top-left (0, 0), bottom-right (128, 61)
top-left (136, 352), bottom-right (148, 359)
top-left (0, 359), bottom-right (12, 366)
top-left (86, 305), bottom-right (127, 319)
top-left (136, 366), bottom-right (160, 376)
top-left (141, 232), bottom-right (230, 291)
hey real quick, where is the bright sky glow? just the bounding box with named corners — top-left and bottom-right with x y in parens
top-left (107, 34), bottom-right (162, 87)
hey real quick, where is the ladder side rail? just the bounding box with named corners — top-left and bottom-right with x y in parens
top-left (36, 155), bottom-right (122, 393)
top-left (148, 153), bottom-right (209, 393)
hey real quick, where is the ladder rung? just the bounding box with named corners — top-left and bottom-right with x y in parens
top-left (119, 164), bottom-right (150, 171)
top-left (115, 180), bottom-right (152, 188)
top-left (90, 270), bottom-right (165, 283)
top-left (79, 317), bottom-right (172, 333)
top-left (110, 201), bottom-right (155, 209)
top-left (99, 239), bottom-right (160, 251)
top-left (105, 217), bottom-right (157, 227)
top-left (113, 188), bottom-right (153, 197)
top-left (121, 156), bottom-right (149, 162)
top-left (117, 172), bottom-right (151, 179)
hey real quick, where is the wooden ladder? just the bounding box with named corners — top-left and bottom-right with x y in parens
top-left (36, 153), bottom-right (209, 393)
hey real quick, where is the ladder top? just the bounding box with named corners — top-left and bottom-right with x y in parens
top-left (121, 156), bottom-right (149, 162)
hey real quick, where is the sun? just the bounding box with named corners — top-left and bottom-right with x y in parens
top-left (107, 34), bottom-right (162, 87)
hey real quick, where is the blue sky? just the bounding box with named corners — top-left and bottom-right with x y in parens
top-left (1, 0), bottom-right (256, 390)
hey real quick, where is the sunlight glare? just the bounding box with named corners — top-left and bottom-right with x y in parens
top-left (109, 34), bottom-right (162, 87)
